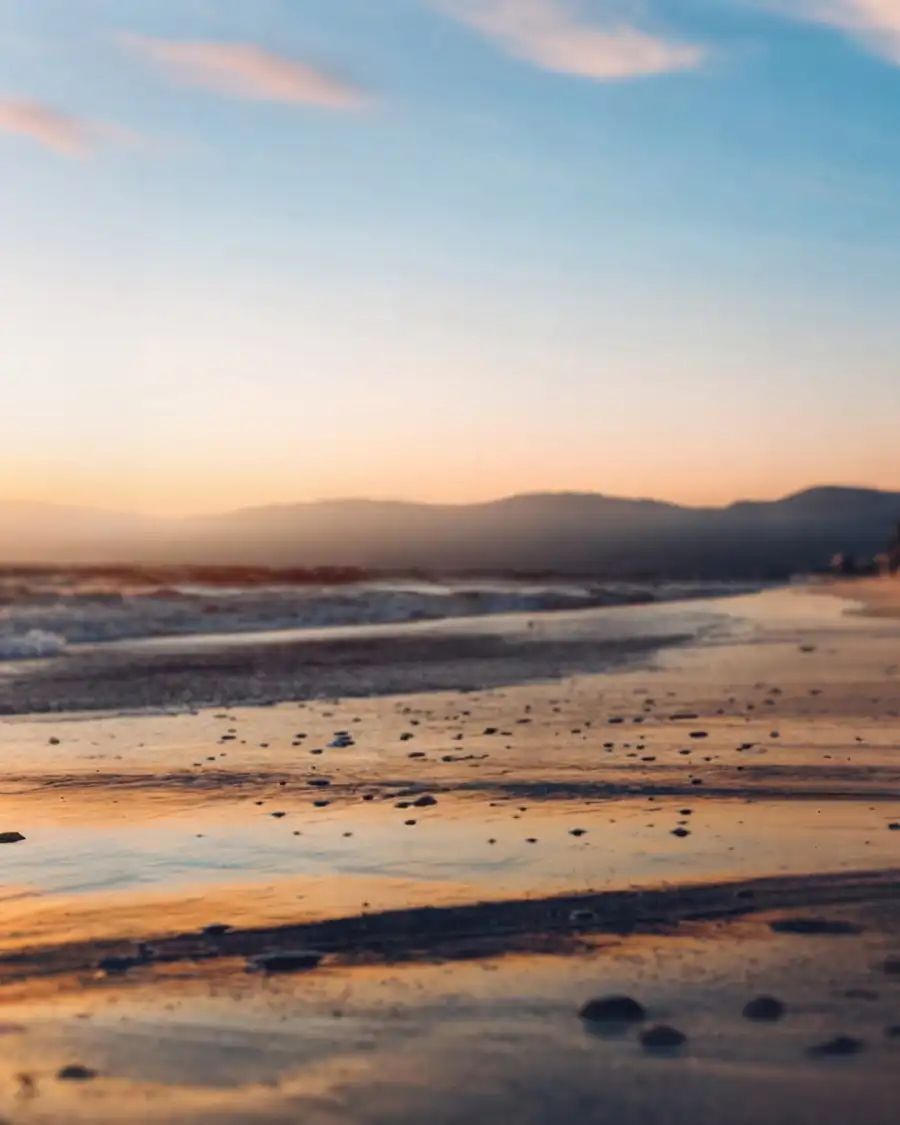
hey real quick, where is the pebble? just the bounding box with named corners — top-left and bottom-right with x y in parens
top-left (579, 995), bottom-right (646, 1023)
top-left (639, 1025), bottom-right (687, 1050)
top-left (57, 1065), bottom-right (98, 1081)
top-left (807, 1035), bottom-right (865, 1057)
top-left (247, 950), bottom-right (324, 974)
top-left (742, 996), bottom-right (785, 1021)
top-left (0, 832), bottom-right (25, 844)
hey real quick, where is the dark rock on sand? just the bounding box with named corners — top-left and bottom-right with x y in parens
top-left (97, 954), bottom-right (145, 975)
top-left (639, 1025), bottom-right (687, 1050)
top-left (248, 950), bottom-right (324, 974)
top-left (671, 827), bottom-right (690, 838)
top-left (807, 1035), bottom-right (865, 1057)
top-left (579, 996), bottom-right (646, 1023)
top-left (0, 832), bottom-right (25, 844)
top-left (202, 923), bottom-right (232, 937)
top-left (770, 918), bottom-right (862, 936)
top-left (412, 795), bottom-right (438, 807)
top-left (58, 1065), bottom-right (98, 1081)
top-left (743, 996), bottom-right (786, 1021)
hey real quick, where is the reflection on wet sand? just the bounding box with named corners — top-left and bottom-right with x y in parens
top-left (0, 582), bottom-right (899, 1121)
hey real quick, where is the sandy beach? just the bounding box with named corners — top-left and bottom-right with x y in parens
top-left (1, 578), bottom-right (899, 1122)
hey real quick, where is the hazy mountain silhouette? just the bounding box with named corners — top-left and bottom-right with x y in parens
top-left (2, 486), bottom-right (898, 579)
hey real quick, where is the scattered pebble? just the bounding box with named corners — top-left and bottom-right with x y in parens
top-left (579, 995), bottom-right (646, 1023)
top-left (807, 1035), bottom-right (865, 1057)
top-left (247, 950), bottom-right (324, 974)
top-left (639, 1025), bottom-right (687, 1051)
top-left (57, 1065), bottom-right (98, 1081)
top-left (742, 996), bottom-right (785, 1022)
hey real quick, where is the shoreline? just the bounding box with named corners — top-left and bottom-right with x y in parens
top-left (1, 578), bottom-right (899, 1121)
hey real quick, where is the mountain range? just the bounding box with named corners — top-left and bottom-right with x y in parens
top-left (1, 486), bottom-right (899, 579)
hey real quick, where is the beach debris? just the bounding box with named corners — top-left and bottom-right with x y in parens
top-left (639, 1025), bottom-right (687, 1051)
top-left (0, 832), bottom-right (25, 844)
top-left (97, 954), bottom-right (146, 975)
top-left (202, 923), bottom-right (232, 937)
top-left (569, 909), bottom-right (597, 925)
top-left (770, 918), bottom-right (862, 936)
top-left (57, 1065), bottom-right (98, 1081)
top-left (578, 995), bottom-right (646, 1024)
top-left (248, 949), bottom-right (324, 974)
top-left (742, 996), bottom-right (786, 1021)
top-left (807, 1035), bottom-right (865, 1057)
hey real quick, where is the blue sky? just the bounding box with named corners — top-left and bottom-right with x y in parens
top-left (2, 0), bottom-right (899, 513)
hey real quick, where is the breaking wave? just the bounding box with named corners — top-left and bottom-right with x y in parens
top-left (0, 571), bottom-right (762, 662)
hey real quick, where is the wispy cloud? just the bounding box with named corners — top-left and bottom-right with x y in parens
top-left (438, 0), bottom-right (705, 80)
top-left (0, 98), bottom-right (93, 156)
top-left (780, 1), bottom-right (900, 62)
top-left (123, 35), bottom-right (368, 109)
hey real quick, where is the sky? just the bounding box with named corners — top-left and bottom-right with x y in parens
top-left (2, 0), bottom-right (899, 515)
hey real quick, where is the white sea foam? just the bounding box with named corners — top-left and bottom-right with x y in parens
top-left (0, 576), bottom-right (762, 661)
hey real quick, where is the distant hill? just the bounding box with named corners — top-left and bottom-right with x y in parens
top-left (2, 486), bottom-right (899, 579)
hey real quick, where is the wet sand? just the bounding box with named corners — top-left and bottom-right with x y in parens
top-left (0, 580), bottom-right (899, 1121)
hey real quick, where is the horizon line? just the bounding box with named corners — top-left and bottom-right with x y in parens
top-left (1, 481), bottom-right (897, 521)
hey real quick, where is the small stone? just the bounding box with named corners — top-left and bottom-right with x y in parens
top-left (569, 829), bottom-right (587, 837)
top-left (412, 795), bottom-right (438, 808)
top-left (248, 950), bottom-right (324, 974)
top-left (639, 1025), bottom-right (687, 1050)
top-left (0, 832), bottom-right (25, 844)
top-left (202, 924), bottom-right (231, 937)
top-left (671, 827), bottom-right (690, 838)
top-left (97, 955), bottom-right (144, 975)
top-left (743, 996), bottom-right (785, 1021)
top-left (579, 995), bottom-right (646, 1023)
top-left (807, 1035), bottom-right (865, 1057)
top-left (58, 1065), bottom-right (98, 1081)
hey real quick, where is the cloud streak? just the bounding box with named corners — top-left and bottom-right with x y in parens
top-left (783, 1), bottom-right (900, 62)
top-left (0, 98), bottom-right (94, 156)
top-left (123, 36), bottom-right (367, 108)
top-left (439, 0), bottom-right (705, 80)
